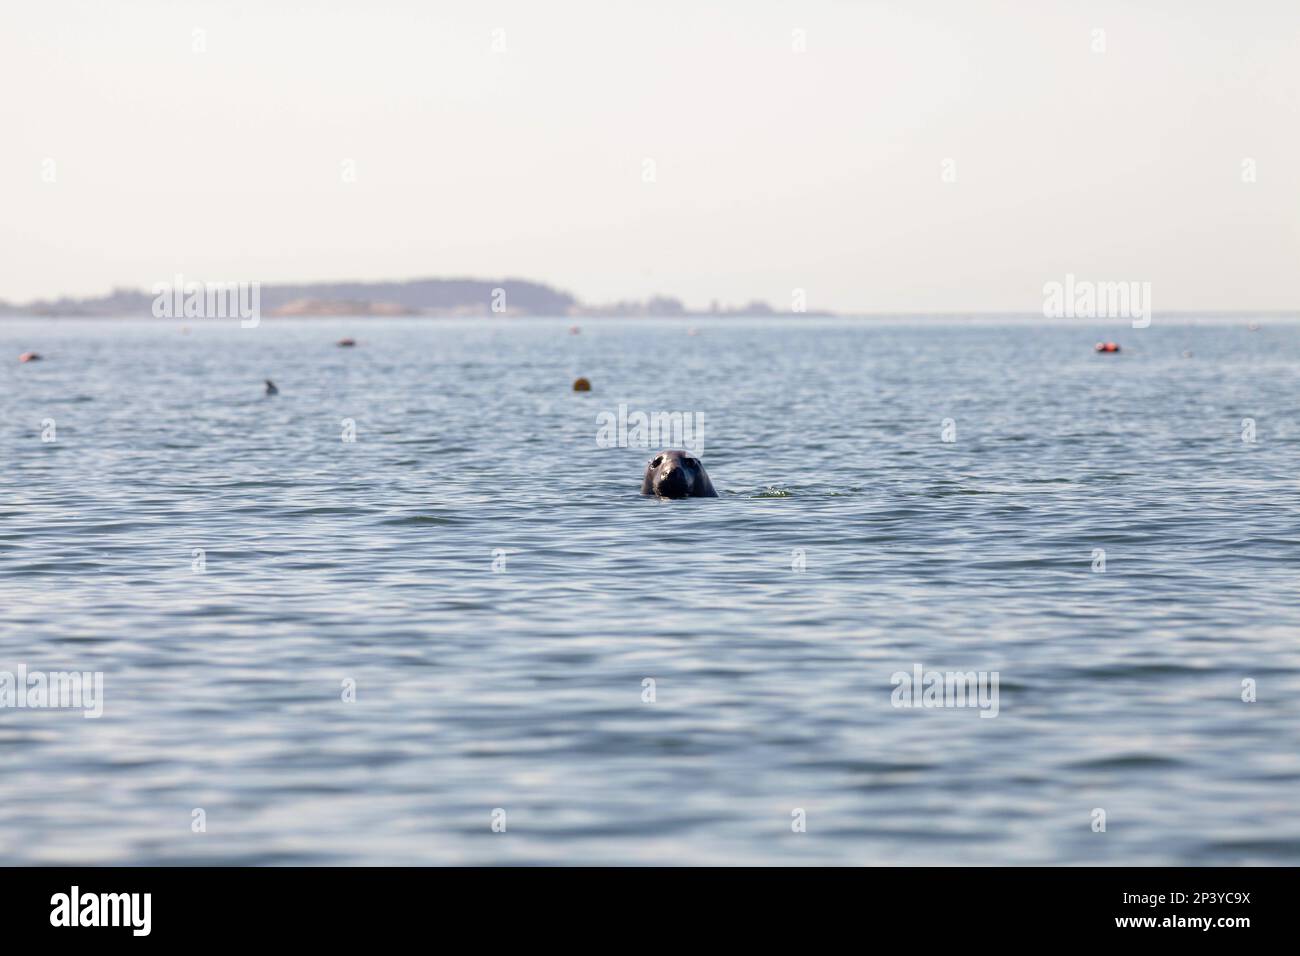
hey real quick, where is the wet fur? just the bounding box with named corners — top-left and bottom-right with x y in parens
top-left (641, 450), bottom-right (718, 498)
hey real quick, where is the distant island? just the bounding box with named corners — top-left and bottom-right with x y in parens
top-left (0, 277), bottom-right (831, 318)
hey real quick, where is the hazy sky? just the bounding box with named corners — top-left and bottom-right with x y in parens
top-left (2, 0), bottom-right (1297, 311)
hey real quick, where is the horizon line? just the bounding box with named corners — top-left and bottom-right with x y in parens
top-left (2, 275), bottom-right (1297, 318)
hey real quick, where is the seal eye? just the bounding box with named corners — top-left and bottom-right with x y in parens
top-left (684, 458), bottom-right (698, 468)
top-left (651, 456), bottom-right (663, 469)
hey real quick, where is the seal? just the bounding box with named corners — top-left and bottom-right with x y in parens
top-left (641, 450), bottom-right (718, 499)
top-left (264, 379), bottom-right (279, 396)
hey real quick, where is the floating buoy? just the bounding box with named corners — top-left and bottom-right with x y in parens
top-left (337, 337), bottom-right (356, 347)
top-left (1094, 342), bottom-right (1120, 353)
top-left (569, 325), bottom-right (581, 335)
top-left (18, 352), bottom-right (41, 363)
top-left (687, 328), bottom-right (700, 336)
top-left (1248, 322), bottom-right (1260, 332)
top-left (572, 377), bottom-right (592, 392)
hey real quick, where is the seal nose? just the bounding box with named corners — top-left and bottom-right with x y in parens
top-left (656, 465), bottom-right (689, 498)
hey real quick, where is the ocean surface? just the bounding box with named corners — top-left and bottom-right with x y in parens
top-left (2, 314), bottom-right (1298, 866)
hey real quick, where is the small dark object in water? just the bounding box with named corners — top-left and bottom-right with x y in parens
top-left (338, 337), bottom-right (356, 347)
top-left (265, 379), bottom-right (279, 396)
top-left (1095, 342), bottom-right (1120, 353)
top-left (18, 352), bottom-right (41, 363)
top-left (641, 450), bottom-right (718, 499)
top-left (573, 377), bottom-right (591, 391)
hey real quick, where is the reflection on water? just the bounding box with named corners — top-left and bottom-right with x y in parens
top-left (1, 315), bottom-right (1298, 864)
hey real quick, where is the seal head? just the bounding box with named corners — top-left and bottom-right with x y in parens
top-left (641, 450), bottom-right (717, 499)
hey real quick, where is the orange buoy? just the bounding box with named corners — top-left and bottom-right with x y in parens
top-left (572, 377), bottom-right (591, 392)
top-left (18, 352), bottom-right (41, 363)
top-left (337, 337), bottom-right (356, 347)
top-left (569, 325), bottom-right (581, 335)
top-left (1094, 342), bottom-right (1120, 353)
